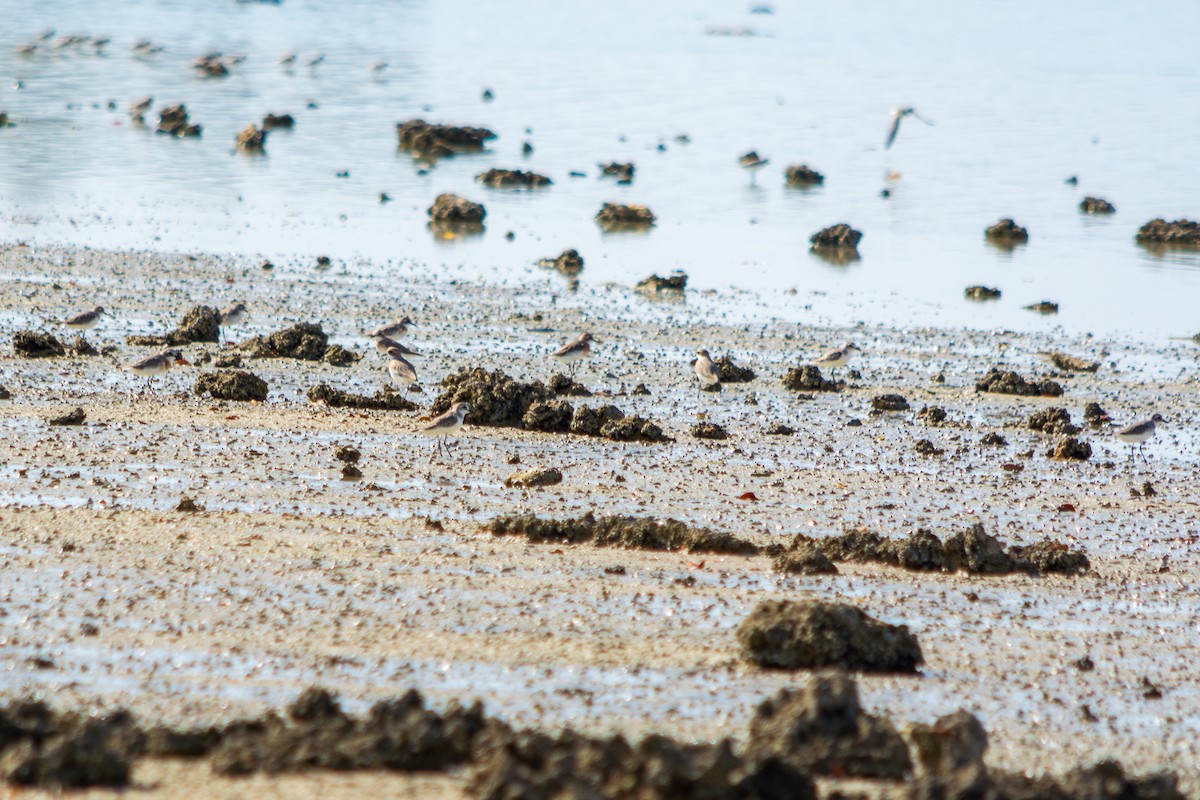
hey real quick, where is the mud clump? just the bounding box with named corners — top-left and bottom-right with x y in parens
top-left (0, 386), bottom-right (10, 400)
top-left (636, 273), bottom-right (686, 294)
top-left (1135, 218), bottom-right (1200, 246)
top-left (485, 513), bottom-right (759, 555)
top-left (547, 373), bottom-right (592, 397)
top-left (872, 393), bottom-right (910, 412)
top-left (809, 223), bottom-right (862, 253)
top-left (914, 439), bottom-right (944, 456)
top-left (1008, 540), bottom-right (1090, 574)
top-left (773, 541), bottom-right (838, 575)
top-left (737, 600), bottom-right (921, 673)
top-left (713, 356), bottom-right (755, 383)
top-left (238, 322), bottom-right (327, 361)
top-left (261, 113), bottom-right (294, 130)
top-left (13, 331), bottom-right (66, 358)
top-left (194, 370), bottom-right (268, 402)
top-left (156, 104), bottom-right (201, 137)
top-left (782, 365), bottom-right (840, 392)
top-left (428, 193), bottom-right (486, 224)
top-left (596, 203), bottom-right (656, 229)
top-left (522, 399), bottom-right (574, 433)
top-left (1048, 436), bottom-right (1092, 461)
top-left (1083, 402), bottom-right (1109, 424)
top-left (0, 699), bottom-right (136, 788)
top-left (322, 344), bottom-right (360, 366)
top-left (766, 423), bottom-right (794, 435)
top-left (569, 404), bottom-right (624, 435)
top-left (1080, 196), bottom-right (1116, 214)
top-left (745, 672), bottom-right (911, 779)
top-left (910, 710), bottom-right (990, 800)
top-left (975, 368), bottom-right (1064, 397)
top-left (397, 119), bottom-right (496, 159)
top-left (476, 168), bottom-right (551, 189)
top-left (1028, 407), bottom-right (1079, 436)
top-left (917, 406), bottom-right (947, 425)
top-left (235, 124), bottom-right (267, 152)
top-left (985, 218), bottom-right (1028, 242)
top-left (432, 367), bottom-right (550, 427)
top-left (690, 422), bottom-right (728, 440)
top-left (504, 467), bottom-right (563, 488)
top-left (334, 445), bottom-right (360, 463)
top-left (980, 432), bottom-right (1007, 446)
top-left (964, 285), bottom-right (1001, 301)
top-left (1025, 301), bottom-right (1059, 314)
top-left (127, 306), bottom-right (220, 346)
top-left (48, 407), bottom-right (86, 426)
top-left (537, 249), bottom-right (583, 277)
top-left (307, 383), bottom-right (418, 412)
top-left (598, 161), bottom-right (635, 183)
top-left (599, 415), bottom-right (671, 443)
top-left (1048, 352), bottom-right (1100, 372)
top-left (785, 164), bottom-right (824, 186)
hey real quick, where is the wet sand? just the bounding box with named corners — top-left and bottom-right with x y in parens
top-left (1, 243), bottom-right (1198, 795)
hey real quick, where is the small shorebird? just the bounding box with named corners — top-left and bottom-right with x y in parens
top-left (1115, 413), bottom-right (1165, 463)
top-left (127, 349), bottom-right (189, 391)
top-left (420, 402), bottom-right (471, 455)
top-left (550, 332), bottom-right (599, 377)
top-left (373, 334), bottom-right (421, 357)
top-left (693, 348), bottom-right (720, 393)
top-left (218, 302), bottom-right (247, 342)
top-left (386, 347), bottom-right (419, 399)
top-left (277, 52), bottom-right (297, 66)
top-left (129, 96), bottom-right (153, 116)
top-left (884, 107), bottom-right (935, 150)
top-left (64, 306), bottom-right (104, 330)
top-left (370, 316), bottom-right (416, 339)
top-left (813, 342), bottom-right (861, 378)
top-left (739, 151), bottom-right (769, 186)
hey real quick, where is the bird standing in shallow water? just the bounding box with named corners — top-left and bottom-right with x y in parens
top-left (693, 348), bottom-right (720, 393)
top-left (738, 151), bottom-right (769, 186)
top-left (884, 107), bottom-right (934, 149)
top-left (550, 332), bottom-right (599, 377)
top-left (1116, 413), bottom-right (1165, 463)
top-left (813, 342), bottom-right (860, 379)
top-left (420, 402), bottom-right (471, 455)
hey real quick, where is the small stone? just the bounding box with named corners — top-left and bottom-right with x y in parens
top-left (504, 467), bottom-right (563, 488)
top-left (1047, 436), bottom-right (1092, 461)
top-left (810, 223), bottom-right (862, 252)
top-left (176, 496), bottom-right (202, 512)
top-left (690, 422), bottom-right (728, 440)
top-left (1080, 196), bottom-right (1116, 214)
top-left (871, 394), bottom-right (909, 412)
top-left (980, 432), bottom-right (1007, 447)
top-left (340, 464), bottom-right (362, 481)
top-left (766, 423), bottom-right (794, 436)
top-left (785, 164), bottom-right (824, 186)
top-left (48, 407), bottom-right (86, 426)
top-left (1024, 301), bottom-right (1059, 314)
top-left (915, 439), bottom-right (944, 456)
top-left (964, 285), bottom-right (1001, 301)
top-left (985, 218), bottom-right (1028, 242)
top-left (334, 445), bottom-right (361, 464)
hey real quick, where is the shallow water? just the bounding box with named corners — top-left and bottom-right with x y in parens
top-left (2, 0), bottom-right (1199, 341)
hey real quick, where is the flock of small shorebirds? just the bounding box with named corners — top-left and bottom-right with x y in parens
top-left (56, 303), bottom-right (1167, 461)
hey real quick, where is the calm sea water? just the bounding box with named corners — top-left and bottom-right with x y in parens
top-left (1, 0), bottom-right (1199, 340)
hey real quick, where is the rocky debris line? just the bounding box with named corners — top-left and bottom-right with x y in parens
top-left (432, 368), bottom-right (670, 443)
top-left (713, 356), bottom-right (755, 383)
top-left (964, 285), bottom-right (1001, 301)
top-left (915, 439), bottom-right (944, 456)
top-left (596, 203), bottom-right (655, 228)
top-left (785, 164), bottom-right (824, 186)
top-left (127, 306), bottom-right (220, 346)
top-left (48, 407), bottom-right (86, 426)
top-left (547, 373), bottom-right (591, 397)
top-left (691, 422), bottom-right (729, 440)
top-left (235, 124), bottom-right (267, 153)
top-left (156, 104), bottom-right (201, 137)
top-left (1048, 436), bottom-right (1092, 461)
top-left (428, 193), bottom-right (486, 224)
top-left (917, 406), bottom-right (947, 425)
top-left (397, 119), bottom-right (496, 159)
top-left (1048, 352), bottom-right (1100, 372)
top-left (737, 601), bottom-right (922, 673)
top-left (598, 161), bottom-right (635, 183)
top-left (13, 331), bottom-right (72, 358)
top-left (306, 383), bottom-right (417, 412)
top-left (0, 698), bottom-right (137, 787)
top-left (1135, 218), bottom-right (1200, 246)
top-left (782, 365), bottom-right (840, 392)
top-left (985, 218), bottom-right (1028, 242)
top-left (476, 168), bottom-right (551, 189)
top-left (1079, 196), bottom-right (1116, 214)
top-left (1028, 407), bottom-right (1079, 436)
top-left (504, 467), bottom-right (563, 488)
top-left (745, 672), bottom-right (911, 778)
top-left (796, 523), bottom-right (1089, 576)
top-left (773, 541), bottom-right (838, 575)
top-left (636, 272), bottom-right (686, 294)
top-left (485, 512), bottom-right (760, 555)
top-left (1025, 301), bottom-right (1059, 314)
top-left (261, 113), bottom-right (294, 130)
top-left (872, 393), bottom-right (909, 412)
top-left (237, 323), bottom-right (352, 365)
top-left (537, 249), bottom-right (584, 277)
top-left (194, 370), bottom-right (268, 402)
top-left (975, 368), bottom-right (1064, 397)
top-left (809, 223), bottom-right (862, 253)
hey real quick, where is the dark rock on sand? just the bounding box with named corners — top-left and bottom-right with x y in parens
top-left (917, 406), bottom-right (947, 425)
top-left (773, 541), bottom-right (838, 575)
top-left (0, 699), bottom-right (136, 787)
top-left (476, 168), bottom-right (551, 189)
top-left (547, 373), bottom-right (592, 397)
top-left (784, 164), bottom-right (824, 186)
top-left (128, 305), bottom-right (220, 346)
top-left (598, 161), bottom-right (635, 183)
top-left (1008, 540), bottom-right (1091, 574)
top-left (975, 368), bottom-right (1064, 397)
top-left (235, 124), bottom-right (267, 153)
top-left (599, 415), bottom-right (670, 443)
top-left (48, 407), bottom-right (86, 426)
top-left (1048, 352), bottom-right (1099, 372)
top-left (915, 439), bottom-right (944, 456)
top-left (334, 445), bottom-right (360, 463)
top-left (433, 367), bottom-right (550, 427)
top-left (13, 331), bottom-right (66, 358)
top-left (194, 370), bottom-right (268, 402)
top-left (569, 404), bottom-right (624, 436)
top-left (522, 399), bottom-right (574, 433)
top-left (691, 422), bottom-right (729, 440)
top-left (765, 423), bottom-right (794, 435)
top-left (941, 524), bottom-right (1016, 574)
top-left (322, 344), bottom-right (359, 367)
top-left (238, 322), bottom-right (327, 361)
top-left (713, 356), bottom-right (755, 383)
top-left (504, 467), bottom-right (563, 488)
top-left (428, 193), bottom-right (486, 224)
top-left (597, 203), bottom-right (655, 228)
top-left (261, 113), bottom-right (294, 130)
top-left (486, 513), bottom-right (758, 554)
top-left (306, 383), bottom-right (418, 412)
top-left (1135, 219), bottom-right (1200, 246)
top-left (537, 249), bottom-right (584, 277)
top-left (985, 218), bottom-right (1028, 242)
top-left (1080, 196), bottom-right (1116, 214)
top-left (980, 432), bottom-right (1007, 446)
top-left (745, 672), bottom-right (912, 778)
top-left (736, 600), bottom-right (922, 673)
top-left (1027, 407), bottom-right (1079, 436)
top-left (910, 711), bottom-right (990, 800)
top-left (964, 285), bottom-right (1002, 301)
top-left (156, 104), bottom-right (201, 137)
top-left (872, 394), bottom-right (910, 412)
top-left (0, 386), bottom-right (10, 400)
top-left (1025, 300), bottom-right (1059, 314)
top-left (809, 223), bottom-right (862, 253)
top-left (636, 273), bottom-right (686, 293)
top-left (397, 119), bottom-right (496, 159)
top-left (1083, 402), bottom-right (1109, 423)
top-left (1048, 436), bottom-right (1092, 461)
top-left (782, 365), bottom-right (840, 392)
